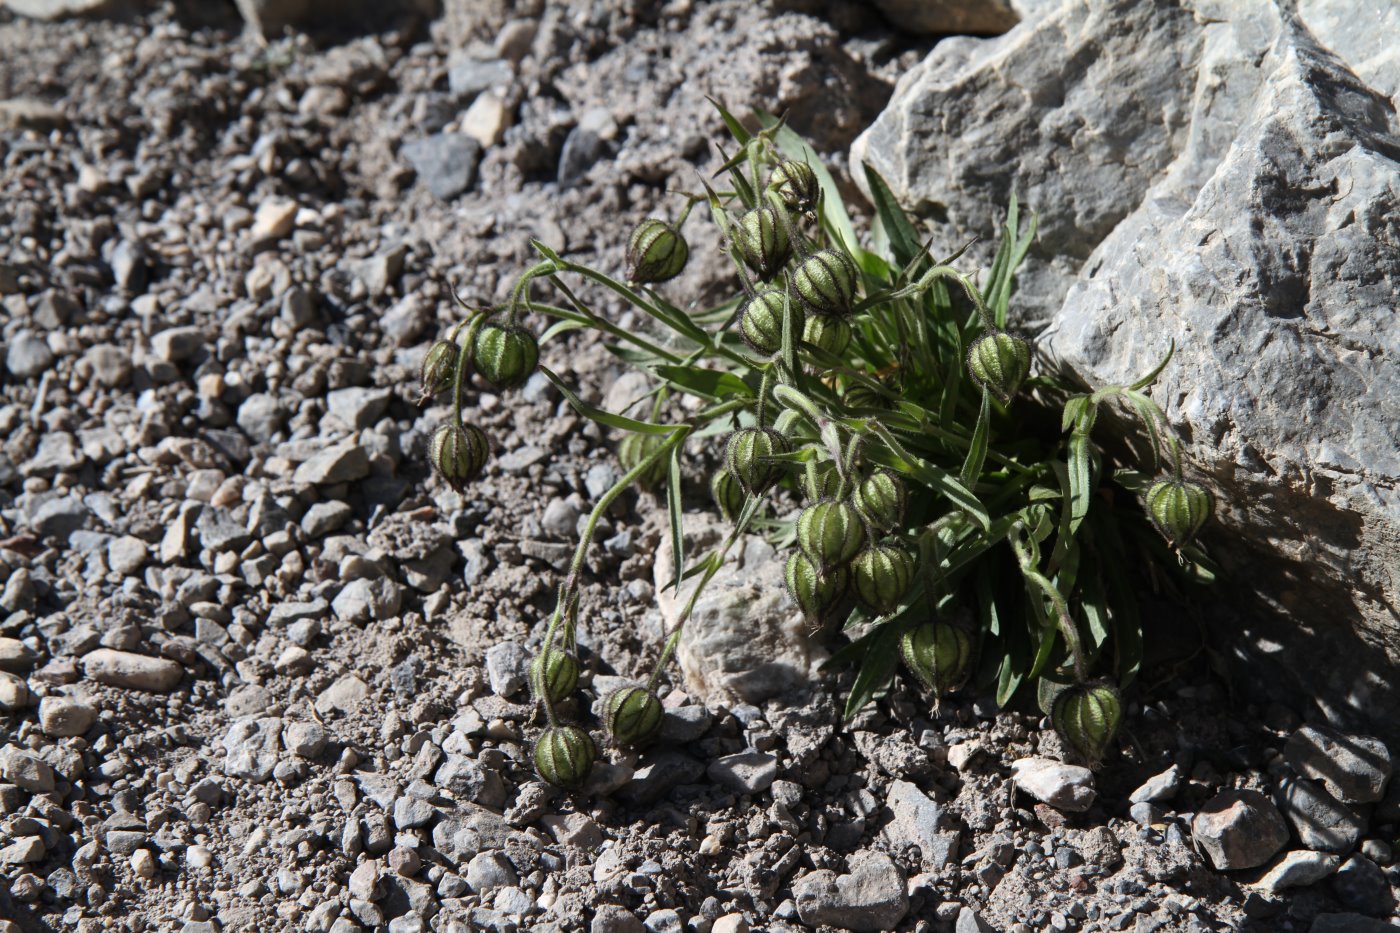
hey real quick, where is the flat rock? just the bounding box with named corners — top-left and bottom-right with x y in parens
top-left (880, 779), bottom-right (959, 869)
top-left (1010, 758), bottom-right (1096, 812)
top-left (316, 673), bottom-right (370, 715)
top-left (402, 134), bottom-right (480, 200)
top-left (222, 717), bottom-right (283, 783)
top-left (1277, 774), bottom-right (1367, 855)
top-left (83, 649), bottom-right (183, 692)
top-left (707, 751), bottom-right (778, 794)
top-left (659, 515), bottom-right (826, 706)
top-left (0, 637), bottom-right (38, 673)
top-left (1256, 850), bottom-right (1341, 894)
top-left (38, 695), bottom-right (97, 737)
top-left (1192, 789), bottom-right (1290, 871)
top-left (294, 441), bottom-right (370, 485)
top-left (1129, 764), bottom-right (1182, 804)
top-left (1286, 725), bottom-right (1393, 805)
top-left (1, 747), bottom-right (55, 793)
top-left (792, 850), bottom-right (909, 932)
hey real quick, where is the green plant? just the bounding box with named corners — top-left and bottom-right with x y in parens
top-left (417, 104), bottom-right (1216, 786)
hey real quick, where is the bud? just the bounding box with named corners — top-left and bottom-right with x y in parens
top-left (796, 499), bottom-right (865, 570)
top-left (804, 467), bottom-right (841, 502)
top-left (710, 468), bottom-right (746, 523)
top-left (901, 622), bottom-right (974, 696)
top-left (1051, 680), bottom-right (1123, 766)
top-left (967, 331), bottom-right (1031, 403)
top-left (853, 471), bottom-right (906, 531)
top-left (784, 550), bottom-right (850, 628)
top-left (430, 422), bottom-right (490, 491)
top-left (1146, 479), bottom-right (1212, 548)
top-left (603, 686), bottom-right (664, 749)
top-left (472, 322), bottom-right (539, 390)
top-left (419, 339), bottom-right (458, 402)
top-left (529, 647), bottom-right (579, 706)
top-left (740, 288), bottom-right (804, 356)
top-left (767, 159), bottom-right (820, 215)
top-left (619, 432), bottom-right (668, 488)
top-left (725, 427), bottom-right (789, 496)
top-left (851, 543), bottom-right (916, 615)
top-left (533, 724), bottom-right (596, 789)
top-left (735, 206), bottom-right (793, 281)
top-left (803, 312), bottom-right (851, 356)
top-left (626, 218), bottom-right (689, 284)
top-left (793, 248), bottom-right (859, 317)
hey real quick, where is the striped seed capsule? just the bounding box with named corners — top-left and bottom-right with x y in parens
top-left (529, 646), bottom-right (579, 706)
top-left (472, 322), bottom-right (539, 390)
top-left (851, 543), bottom-right (916, 615)
top-left (710, 468), bottom-right (746, 523)
top-left (603, 686), bottom-right (664, 749)
top-left (419, 339), bottom-right (458, 402)
top-left (740, 288), bottom-right (804, 356)
top-left (853, 471), bottom-right (907, 531)
top-left (1146, 479), bottom-right (1212, 548)
top-left (533, 724), bottom-right (596, 789)
top-left (618, 432), bottom-right (669, 488)
top-left (430, 422), bottom-right (490, 491)
top-left (803, 312), bottom-right (851, 356)
top-left (1051, 680), bottom-right (1123, 767)
top-left (967, 331), bottom-right (1031, 403)
top-left (626, 218), bottom-right (689, 284)
top-left (796, 499), bottom-right (865, 570)
top-left (767, 159), bottom-right (820, 216)
top-left (900, 622), bottom-right (973, 697)
top-left (784, 550), bottom-right (850, 629)
top-left (735, 206), bottom-right (793, 281)
top-left (725, 427), bottom-right (789, 496)
top-left (793, 248), bottom-right (859, 316)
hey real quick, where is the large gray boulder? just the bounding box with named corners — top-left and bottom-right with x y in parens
top-left (854, 0), bottom-right (1400, 738)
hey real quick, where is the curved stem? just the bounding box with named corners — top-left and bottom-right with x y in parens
top-left (1010, 522), bottom-right (1088, 681)
top-left (451, 315), bottom-right (488, 427)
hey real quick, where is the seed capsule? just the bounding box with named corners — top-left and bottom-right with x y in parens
top-left (784, 551), bottom-right (850, 628)
top-left (735, 206), bottom-right (793, 281)
top-left (419, 339), bottom-right (458, 402)
top-left (603, 686), bottom-right (664, 749)
top-left (472, 322), bottom-right (539, 390)
top-left (740, 288), bottom-right (804, 356)
top-left (725, 427), bottom-right (789, 496)
top-left (841, 379), bottom-right (892, 411)
top-left (1146, 479), bottom-right (1212, 548)
top-left (529, 647), bottom-right (579, 706)
top-left (533, 724), bottom-right (596, 789)
top-left (430, 422), bottom-right (490, 491)
top-left (626, 218), bottom-right (689, 284)
top-left (793, 248), bottom-right (859, 317)
top-left (796, 499), bottom-right (865, 570)
top-left (767, 159), bottom-right (820, 215)
top-left (710, 468), bottom-right (746, 523)
top-left (967, 331), bottom-right (1031, 403)
top-left (900, 622), bottom-right (974, 696)
top-left (804, 468), bottom-right (842, 503)
top-left (618, 432), bottom-right (669, 488)
top-left (852, 471), bottom-right (907, 531)
top-left (803, 313), bottom-right (851, 356)
top-left (1051, 680), bottom-right (1123, 766)
top-left (851, 544), bottom-right (916, 615)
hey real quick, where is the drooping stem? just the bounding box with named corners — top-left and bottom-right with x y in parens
top-left (1010, 521), bottom-right (1088, 681)
top-left (507, 260), bottom-right (559, 325)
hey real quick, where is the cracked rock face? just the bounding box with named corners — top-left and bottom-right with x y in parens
top-left (854, 0), bottom-right (1400, 740)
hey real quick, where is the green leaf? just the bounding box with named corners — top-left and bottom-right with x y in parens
top-left (960, 389), bottom-right (991, 488)
top-left (773, 384), bottom-right (824, 425)
top-left (652, 365), bottom-right (753, 401)
top-left (843, 622), bottom-right (904, 720)
top-left (538, 318), bottom-right (589, 345)
top-left (1061, 395), bottom-right (1091, 435)
top-left (541, 367), bottom-right (677, 434)
top-left (1124, 389), bottom-right (1167, 470)
top-left (1067, 431), bottom-right (1095, 535)
top-left (666, 444), bottom-right (685, 592)
top-left (708, 96), bottom-right (752, 145)
top-left (862, 162), bottom-right (923, 272)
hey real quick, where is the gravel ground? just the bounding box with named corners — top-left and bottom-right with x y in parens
top-left (2, 3), bottom-right (1399, 932)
